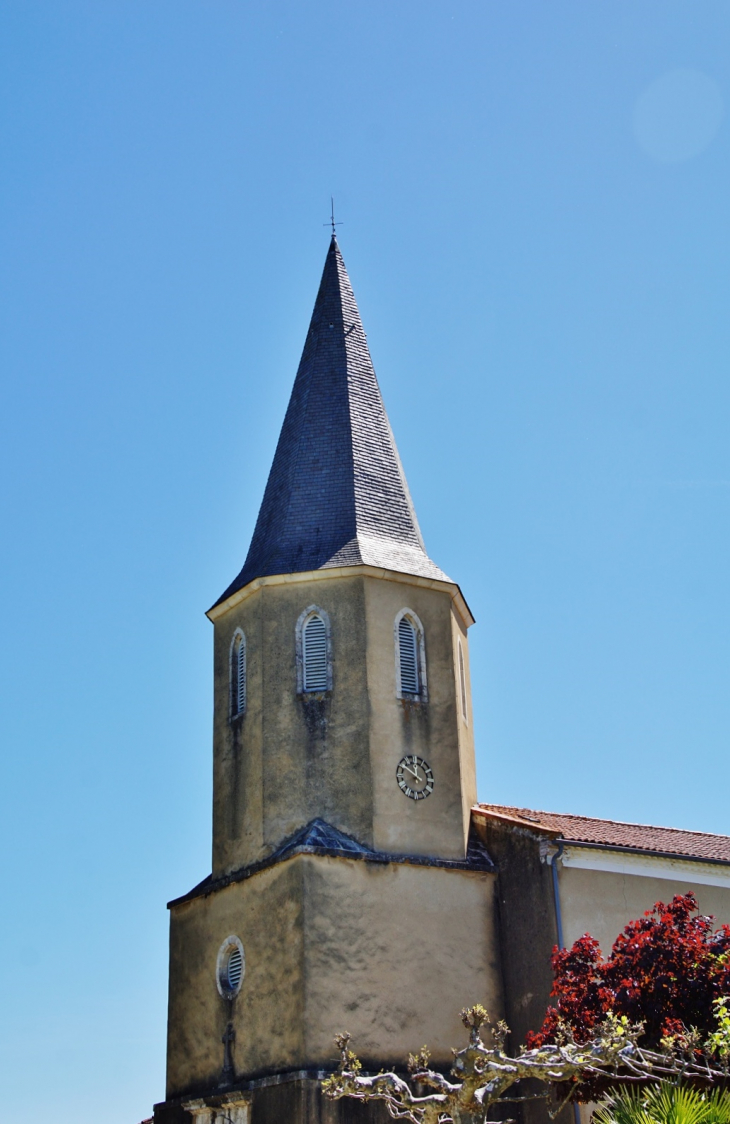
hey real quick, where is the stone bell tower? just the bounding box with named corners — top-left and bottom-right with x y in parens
top-left (154, 238), bottom-right (502, 1124)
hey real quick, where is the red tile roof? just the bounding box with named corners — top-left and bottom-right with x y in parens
top-left (473, 804), bottom-right (730, 864)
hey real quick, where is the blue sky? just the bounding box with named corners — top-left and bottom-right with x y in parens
top-left (0, 3), bottom-right (728, 1121)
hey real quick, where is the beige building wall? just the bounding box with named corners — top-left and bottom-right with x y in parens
top-left (302, 856), bottom-right (500, 1064)
top-left (211, 574), bottom-right (373, 877)
top-left (558, 850), bottom-right (730, 954)
top-left (209, 566), bottom-right (476, 877)
top-left (166, 859), bottom-right (306, 1098)
top-left (362, 573), bottom-right (476, 858)
top-left (166, 854), bottom-right (500, 1099)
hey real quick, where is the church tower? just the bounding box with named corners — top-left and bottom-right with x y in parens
top-left (155, 239), bottom-right (502, 1124)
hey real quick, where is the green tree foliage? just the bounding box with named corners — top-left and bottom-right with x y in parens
top-left (594, 1084), bottom-right (730, 1124)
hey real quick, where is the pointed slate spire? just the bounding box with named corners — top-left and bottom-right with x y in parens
top-left (215, 238), bottom-right (449, 606)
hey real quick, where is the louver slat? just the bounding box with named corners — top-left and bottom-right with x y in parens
top-left (303, 616), bottom-right (328, 691)
top-left (227, 947), bottom-right (243, 990)
top-left (399, 618), bottom-right (419, 694)
top-left (236, 640), bottom-right (246, 714)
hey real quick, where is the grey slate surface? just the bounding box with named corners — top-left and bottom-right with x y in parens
top-left (215, 237), bottom-right (449, 607)
top-left (168, 818), bottom-right (496, 906)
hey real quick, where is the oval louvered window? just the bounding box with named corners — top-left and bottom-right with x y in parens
top-left (303, 614), bottom-right (328, 691)
top-left (217, 936), bottom-right (245, 998)
top-left (226, 946), bottom-right (243, 991)
top-left (398, 617), bottom-right (419, 695)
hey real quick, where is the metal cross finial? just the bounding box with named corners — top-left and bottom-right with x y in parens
top-left (324, 196), bottom-right (342, 238)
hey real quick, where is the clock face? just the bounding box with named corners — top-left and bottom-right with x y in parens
top-left (396, 755), bottom-right (434, 800)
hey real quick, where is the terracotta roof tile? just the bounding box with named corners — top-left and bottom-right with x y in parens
top-left (473, 804), bottom-right (730, 864)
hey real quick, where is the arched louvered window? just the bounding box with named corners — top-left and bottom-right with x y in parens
top-left (296, 606), bottom-right (332, 694)
top-left (398, 617), bottom-right (419, 694)
top-left (395, 609), bottom-right (427, 700)
top-left (303, 614), bottom-right (327, 691)
top-left (230, 630), bottom-right (246, 719)
top-left (458, 638), bottom-right (468, 724)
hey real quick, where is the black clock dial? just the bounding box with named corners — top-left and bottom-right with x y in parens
top-left (396, 755), bottom-right (434, 800)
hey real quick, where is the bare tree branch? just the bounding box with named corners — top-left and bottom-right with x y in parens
top-left (322, 1006), bottom-right (730, 1124)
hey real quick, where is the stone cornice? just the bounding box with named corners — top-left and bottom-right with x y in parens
top-left (207, 564), bottom-right (475, 628)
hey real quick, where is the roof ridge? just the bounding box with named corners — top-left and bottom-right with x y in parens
top-left (477, 803), bottom-right (730, 841)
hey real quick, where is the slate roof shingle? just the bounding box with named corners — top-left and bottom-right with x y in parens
top-left (215, 237), bottom-right (448, 607)
top-left (474, 803), bottom-right (730, 864)
top-left (168, 819), bottom-right (496, 907)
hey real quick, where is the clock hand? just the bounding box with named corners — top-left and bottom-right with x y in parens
top-left (401, 762), bottom-right (419, 779)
